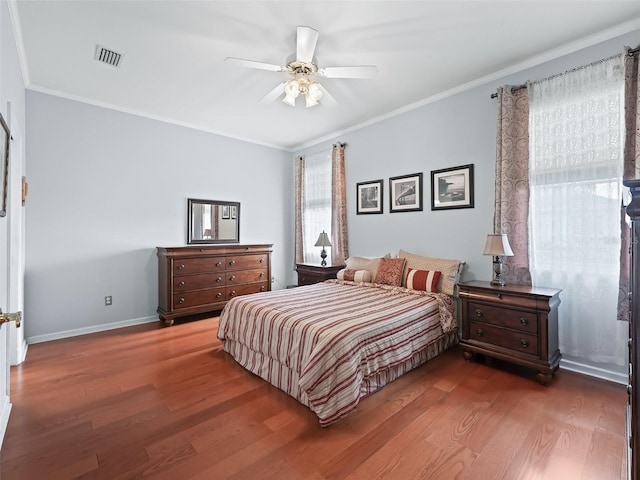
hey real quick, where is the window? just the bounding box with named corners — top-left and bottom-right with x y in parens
top-left (301, 149), bottom-right (332, 264)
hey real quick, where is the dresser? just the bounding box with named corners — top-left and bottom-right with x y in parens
top-left (157, 244), bottom-right (272, 325)
top-left (459, 280), bottom-right (561, 385)
top-left (296, 263), bottom-right (344, 286)
top-left (624, 178), bottom-right (640, 480)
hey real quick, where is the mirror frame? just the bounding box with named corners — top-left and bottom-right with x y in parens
top-left (187, 198), bottom-right (240, 244)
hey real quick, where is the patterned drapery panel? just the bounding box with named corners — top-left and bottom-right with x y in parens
top-left (294, 155), bottom-right (305, 265)
top-left (620, 47), bottom-right (640, 322)
top-left (331, 143), bottom-right (349, 265)
top-left (494, 86), bottom-right (532, 286)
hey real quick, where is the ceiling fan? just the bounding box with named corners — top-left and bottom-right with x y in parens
top-left (225, 26), bottom-right (378, 108)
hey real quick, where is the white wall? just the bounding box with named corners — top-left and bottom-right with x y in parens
top-left (25, 92), bottom-right (293, 341)
top-left (296, 29), bottom-right (640, 380)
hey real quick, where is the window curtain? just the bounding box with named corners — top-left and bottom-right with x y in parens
top-left (494, 86), bottom-right (532, 285)
top-left (331, 143), bottom-right (349, 265)
top-left (294, 149), bottom-right (333, 265)
top-left (529, 55), bottom-right (627, 365)
top-left (294, 155), bottom-right (305, 264)
top-left (619, 47), bottom-right (640, 322)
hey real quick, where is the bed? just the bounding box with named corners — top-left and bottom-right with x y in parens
top-left (217, 250), bottom-right (462, 426)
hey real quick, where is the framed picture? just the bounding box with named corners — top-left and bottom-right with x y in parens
top-left (231, 205), bottom-right (237, 219)
top-left (389, 173), bottom-right (423, 213)
top-left (0, 112), bottom-right (9, 217)
top-left (356, 179), bottom-right (383, 214)
top-left (222, 205), bottom-right (230, 219)
top-left (431, 164), bottom-right (474, 211)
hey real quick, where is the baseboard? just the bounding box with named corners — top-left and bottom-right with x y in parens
top-left (560, 358), bottom-right (627, 385)
top-left (0, 396), bottom-right (11, 451)
top-left (26, 315), bottom-right (159, 344)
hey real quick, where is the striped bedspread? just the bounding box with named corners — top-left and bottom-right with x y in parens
top-left (217, 280), bottom-right (457, 426)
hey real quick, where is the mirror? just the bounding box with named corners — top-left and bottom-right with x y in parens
top-left (187, 198), bottom-right (240, 244)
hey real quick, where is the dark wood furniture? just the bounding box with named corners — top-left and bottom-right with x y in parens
top-left (296, 263), bottom-right (344, 286)
top-left (459, 280), bottom-right (561, 385)
top-left (157, 244), bottom-right (272, 326)
top-left (625, 179), bottom-right (640, 480)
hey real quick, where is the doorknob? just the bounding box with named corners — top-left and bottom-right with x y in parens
top-left (0, 311), bottom-right (21, 327)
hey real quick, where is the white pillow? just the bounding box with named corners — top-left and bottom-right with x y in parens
top-left (345, 256), bottom-right (383, 279)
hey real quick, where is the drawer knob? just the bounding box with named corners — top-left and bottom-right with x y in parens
top-left (475, 309), bottom-right (483, 317)
top-left (230, 275), bottom-right (236, 281)
top-left (260, 286), bottom-right (266, 292)
top-left (521, 339), bottom-right (529, 348)
top-left (229, 290), bottom-right (236, 297)
top-left (177, 264), bottom-right (185, 270)
top-left (259, 272), bottom-right (265, 277)
top-left (259, 258), bottom-right (264, 263)
top-left (178, 297), bottom-right (185, 304)
top-left (497, 293), bottom-right (503, 299)
top-left (178, 281), bottom-right (185, 287)
top-left (229, 260), bottom-right (236, 266)
top-left (216, 277), bottom-right (222, 283)
top-left (520, 318), bottom-right (528, 326)
top-left (476, 329), bottom-right (483, 337)
top-left (216, 292), bottom-right (222, 299)
top-left (216, 261), bottom-right (222, 267)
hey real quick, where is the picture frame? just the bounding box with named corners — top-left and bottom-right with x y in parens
top-left (356, 179), bottom-right (383, 214)
top-left (431, 164), bottom-right (474, 211)
top-left (222, 205), bottom-right (230, 219)
top-left (389, 173), bottom-right (423, 213)
top-left (231, 205), bottom-right (237, 219)
top-left (0, 112), bottom-right (10, 217)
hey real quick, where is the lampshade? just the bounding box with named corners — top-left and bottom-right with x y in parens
top-left (314, 230), bottom-right (331, 247)
top-left (483, 234), bottom-right (514, 257)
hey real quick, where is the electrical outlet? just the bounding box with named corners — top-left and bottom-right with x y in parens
top-left (271, 276), bottom-right (275, 283)
top-left (105, 296), bottom-right (112, 306)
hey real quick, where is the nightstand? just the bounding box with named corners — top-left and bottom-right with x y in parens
top-left (296, 263), bottom-right (344, 286)
top-left (459, 280), bottom-right (561, 385)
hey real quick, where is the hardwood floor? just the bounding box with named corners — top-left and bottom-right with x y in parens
top-left (0, 317), bottom-right (627, 479)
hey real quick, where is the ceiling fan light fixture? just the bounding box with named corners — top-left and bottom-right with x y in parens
top-left (284, 79), bottom-right (300, 97)
top-left (282, 93), bottom-right (297, 107)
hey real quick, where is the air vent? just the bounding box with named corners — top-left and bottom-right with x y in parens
top-left (94, 45), bottom-right (123, 67)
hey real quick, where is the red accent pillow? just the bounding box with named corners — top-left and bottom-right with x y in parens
top-left (373, 258), bottom-right (406, 286)
top-left (405, 268), bottom-right (441, 292)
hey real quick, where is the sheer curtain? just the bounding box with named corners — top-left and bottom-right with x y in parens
top-left (529, 55), bottom-right (627, 366)
top-left (297, 148), bottom-right (332, 265)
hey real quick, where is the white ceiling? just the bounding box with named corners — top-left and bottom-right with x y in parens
top-left (12, 1), bottom-right (640, 151)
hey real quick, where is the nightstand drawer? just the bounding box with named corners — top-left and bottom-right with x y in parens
top-left (469, 321), bottom-right (538, 356)
top-left (468, 301), bottom-right (537, 334)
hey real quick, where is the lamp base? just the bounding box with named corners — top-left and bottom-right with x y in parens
top-left (491, 256), bottom-right (507, 286)
top-left (320, 248), bottom-right (327, 267)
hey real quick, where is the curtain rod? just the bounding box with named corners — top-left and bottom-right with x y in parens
top-left (490, 85), bottom-right (526, 99)
top-left (490, 50), bottom-right (630, 99)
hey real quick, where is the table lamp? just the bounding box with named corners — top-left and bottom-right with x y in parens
top-left (483, 234), bottom-right (514, 286)
top-left (314, 230), bottom-right (332, 267)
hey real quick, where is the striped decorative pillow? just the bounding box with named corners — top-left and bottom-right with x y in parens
top-left (337, 269), bottom-right (372, 283)
top-left (405, 268), bottom-right (441, 292)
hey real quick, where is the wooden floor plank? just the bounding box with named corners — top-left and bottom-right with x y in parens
top-left (0, 317), bottom-right (627, 479)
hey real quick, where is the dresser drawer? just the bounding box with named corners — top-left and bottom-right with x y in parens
top-left (173, 287), bottom-right (225, 309)
top-left (469, 321), bottom-right (538, 356)
top-left (226, 254), bottom-right (268, 271)
top-left (172, 257), bottom-right (225, 275)
top-left (468, 301), bottom-right (537, 334)
top-left (226, 282), bottom-right (269, 299)
top-left (227, 269), bottom-right (268, 285)
top-left (173, 273), bottom-right (224, 292)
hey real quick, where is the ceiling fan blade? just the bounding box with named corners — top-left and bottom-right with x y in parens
top-left (319, 65), bottom-right (378, 79)
top-left (225, 57), bottom-right (285, 72)
top-left (259, 82), bottom-right (286, 103)
top-left (296, 26), bottom-right (319, 63)
top-left (318, 84), bottom-right (337, 108)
